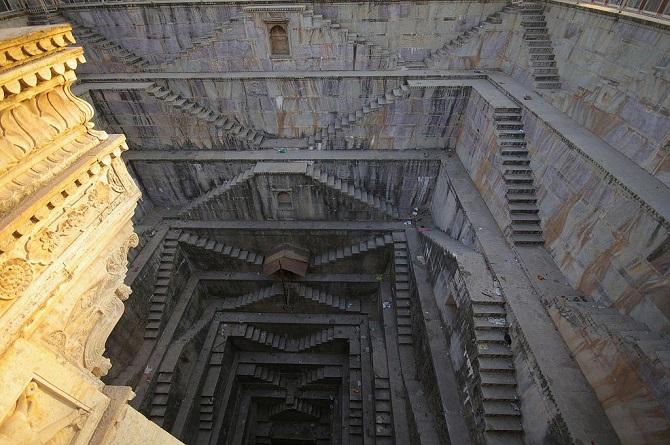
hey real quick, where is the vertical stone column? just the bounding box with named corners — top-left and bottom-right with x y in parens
top-left (0, 25), bottom-right (181, 444)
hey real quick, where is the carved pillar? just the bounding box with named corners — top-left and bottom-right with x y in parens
top-left (0, 25), bottom-right (182, 445)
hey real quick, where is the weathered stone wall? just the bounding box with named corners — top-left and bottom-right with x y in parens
top-left (500, 4), bottom-right (670, 186)
top-left (523, 111), bottom-right (670, 333)
top-left (65, 1), bottom-right (506, 70)
top-left (128, 159), bottom-right (439, 216)
top-left (90, 81), bottom-right (467, 151)
top-left (544, 4), bottom-right (670, 186)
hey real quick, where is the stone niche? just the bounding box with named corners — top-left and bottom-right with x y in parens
top-left (0, 25), bottom-right (182, 445)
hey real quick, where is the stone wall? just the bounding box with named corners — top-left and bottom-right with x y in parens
top-left (90, 81), bottom-right (468, 151)
top-left (431, 165), bottom-right (479, 248)
top-left (545, 4), bottom-right (670, 186)
top-left (523, 111), bottom-right (670, 333)
top-left (64, 1), bottom-right (506, 70)
top-left (500, 3), bottom-right (670, 186)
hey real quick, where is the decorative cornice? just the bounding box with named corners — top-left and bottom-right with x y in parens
top-left (0, 25), bottom-right (76, 72)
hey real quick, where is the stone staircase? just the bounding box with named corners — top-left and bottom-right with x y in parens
top-left (145, 83), bottom-right (265, 148)
top-left (178, 167), bottom-right (256, 218)
top-left (147, 313), bottom-right (214, 426)
top-left (148, 370), bottom-right (174, 425)
top-left (549, 298), bottom-right (670, 387)
top-left (159, 19), bottom-right (238, 69)
top-left (302, 7), bottom-right (392, 70)
top-left (520, 2), bottom-right (561, 90)
top-left (145, 230), bottom-right (181, 340)
top-left (299, 365), bottom-right (342, 386)
top-left (177, 231), bottom-right (264, 265)
top-left (393, 232), bottom-right (413, 346)
top-left (310, 233), bottom-right (394, 267)
top-left (472, 280), bottom-right (523, 443)
top-left (374, 376), bottom-right (394, 441)
top-left (494, 107), bottom-right (544, 246)
top-left (231, 324), bottom-right (339, 352)
top-left (305, 164), bottom-right (400, 219)
top-left (308, 81), bottom-right (411, 149)
top-left (237, 363), bottom-right (287, 388)
top-left (269, 398), bottom-right (321, 419)
top-left (288, 283), bottom-right (361, 312)
top-left (65, 14), bottom-right (267, 148)
top-left (424, 8), bottom-right (506, 67)
top-left (67, 22), bottom-right (152, 70)
top-left (222, 284), bottom-right (283, 310)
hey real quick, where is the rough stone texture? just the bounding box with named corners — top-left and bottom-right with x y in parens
top-left (549, 297), bottom-right (670, 444)
top-left (501, 3), bottom-right (670, 185)
top-left (544, 4), bottom-right (670, 186)
top-left (523, 110), bottom-right (670, 333)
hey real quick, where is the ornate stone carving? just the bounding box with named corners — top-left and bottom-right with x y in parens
top-left (0, 25), bottom-right (181, 445)
top-left (0, 380), bottom-right (89, 445)
top-left (0, 258), bottom-right (32, 300)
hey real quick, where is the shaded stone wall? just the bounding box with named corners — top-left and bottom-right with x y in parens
top-left (430, 166), bottom-right (479, 248)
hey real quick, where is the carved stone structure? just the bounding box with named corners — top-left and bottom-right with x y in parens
top-left (1, 1), bottom-right (670, 444)
top-left (0, 25), bottom-right (182, 445)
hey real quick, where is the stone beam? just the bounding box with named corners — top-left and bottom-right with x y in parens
top-left (123, 149), bottom-right (448, 161)
top-left (197, 271), bottom-right (380, 283)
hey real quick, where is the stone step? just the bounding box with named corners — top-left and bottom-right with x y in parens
top-left (480, 371), bottom-right (517, 386)
top-left (479, 357), bottom-right (515, 372)
top-left (483, 400), bottom-right (522, 416)
top-left (485, 416), bottom-right (523, 432)
top-left (482, 384), bottom-right (518, 401)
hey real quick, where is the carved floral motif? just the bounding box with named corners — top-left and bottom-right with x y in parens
top-left (0, 258), bottom-right (32, 300)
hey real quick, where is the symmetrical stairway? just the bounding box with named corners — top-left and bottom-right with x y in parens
top-left (308, 81), bottom-right (411, 149)
top-left (494, 107), bottom-right (544, 245)
top-left (520, 2), bottom-right (561, 90)
top-left (145, 230), bottom-right (181, 340)
top-left (289, 283), bottom-right (361, 312)
top-left (392, 233), bottom-right (413, 346)
top-left (221, 284), bottom-right (283, 310)
top-left (424, 9), bottom-right (505, 67)
top-left (237, 364), bottom-right (287, 388)
top-left (145, 83), bottom-right (265, 148)
top-left (472, 281), bottom-right (523, 443)
top-left (269, 398), bottom-right (321, 419)
top-left (177, 231), bottom-right (264, 265)
top-left (305, 164), bottom-right (400, 219)
top-left (310, 233), bottom-right (394, 267)
top-left (178, 167), bottom-right (256, 218)
top-left (299, 366), bottom-right (342, 386)
top-left (231, 324), bottom-right (339, 353)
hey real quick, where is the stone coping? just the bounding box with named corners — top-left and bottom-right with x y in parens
top-left (546, 0), bottom-right (670, 30)
top-left (56, 0), bottom-right (506, 10)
